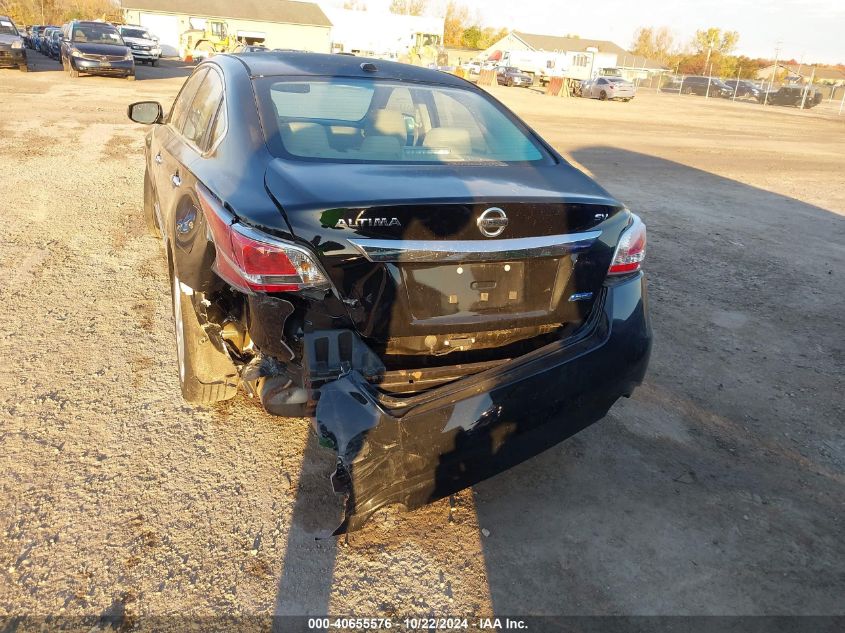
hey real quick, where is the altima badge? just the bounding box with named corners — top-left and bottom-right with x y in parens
top-left (336, 217), bottom-right (401, 228)
top-left (477, 207), bottom-right (508, 237)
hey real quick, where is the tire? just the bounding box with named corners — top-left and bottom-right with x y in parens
top-left (68, 60), bottom-right (79, 78)
top-left (684, 86), bottom-right (693, 95)
top-left (599, 90), bottom-right (608, 101)
top-left (169, 258), bottom-right (239, 404)
top-left (143, 169), bottom-right (161, 238)
top-left (507, 78), bottom-right (513, 87)
top-left (126, 73), bottom-right (136, 81)
top-left (152, 59), bottom-right (159, 67)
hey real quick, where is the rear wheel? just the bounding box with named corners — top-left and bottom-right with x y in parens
top-left (126, 73), bottom-right (136, 81)
top-left (169, 259), bottom-right (239, 404)
top-left (599, 90), bottom-right (608, 101)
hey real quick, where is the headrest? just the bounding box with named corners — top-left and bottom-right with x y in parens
top-left (367, 109), bottom-right (407, 144)
top-left (423, 127), bottom-right (472, 157)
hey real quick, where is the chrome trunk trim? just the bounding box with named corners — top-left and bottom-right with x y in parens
top-left (348, 231), bottom-right (602, 263)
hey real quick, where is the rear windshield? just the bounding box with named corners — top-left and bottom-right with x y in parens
top-left (255, 77), bottom-right (550, 164)
top-left (72, 24), bottom-right (123, 45)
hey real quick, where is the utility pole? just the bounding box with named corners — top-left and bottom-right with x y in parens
top-left (732, 66), bottom-right (741, 101)
top-left (763, 40), bottom-right (782, 106)
top-left (800, 67), bottom-right (815, 110)
top-left (703, 35), bottom-right (716, 74)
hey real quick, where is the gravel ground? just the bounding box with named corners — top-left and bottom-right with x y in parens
top-left (1, 53), bottom-right (843, 628)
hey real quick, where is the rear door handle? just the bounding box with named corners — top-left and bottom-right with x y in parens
top-left (154, 152), bottom-right (162, 165)
top-left (171, 173), bottom-right (181, 188)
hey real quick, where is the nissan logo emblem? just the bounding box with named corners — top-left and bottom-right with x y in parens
top-left (477, 207), bottom-right (508, 238)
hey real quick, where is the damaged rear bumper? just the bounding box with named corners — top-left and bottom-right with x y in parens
top-left (314, 273), bottom-right (652, 533)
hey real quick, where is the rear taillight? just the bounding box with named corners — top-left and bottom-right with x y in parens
top-left (198, 186), bottom-right (329, 293)
top-left (608, 214), bottom-right (646, 275)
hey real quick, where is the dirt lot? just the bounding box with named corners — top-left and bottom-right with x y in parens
top-left (1, 52), bottom-right (844, 627)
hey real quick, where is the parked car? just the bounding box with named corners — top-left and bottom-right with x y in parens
top-left (23, 25), bottom-right (36, 48)
top-left (48, 27), bottom-right (63, 59)
top-left (126, 52), bottom-right (651, 533)
top-left (724, 79), bottom-right (761, 99)
top-left (461, 62), bottom-right (481, 75)
top-left (665, 76), bottom-right (732, 97)
top-left (581, 76), bottom-right (636, 101)
top-left (0, 15), bottom-right (27, 71)
top-left (117, 25), bottom-right (161, 66)
top-left (496, 65), bottom-right (534, 87)
top-left (39, 26), bottom-right (59, 55)
top-left (37, 25), bottom-right (57, 52)
top-left (758, 85), bottom-right (823, 108)
top-left (27, 25), bottom-right (42, 49)
top-left (61, 21), bottom-right (135, 80)
top-left (231, 43), bottom-right (268, 54)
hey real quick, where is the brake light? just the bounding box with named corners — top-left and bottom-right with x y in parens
top-left (198, 186), bottom-right (329, 292)
top-left (608, 214), bottom-right (646, 275)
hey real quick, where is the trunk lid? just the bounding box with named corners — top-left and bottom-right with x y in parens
top-left (265, 160), bottom-right (626, 365)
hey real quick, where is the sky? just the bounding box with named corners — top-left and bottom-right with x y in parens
top-left (325, 0), bottom-right (845, 65)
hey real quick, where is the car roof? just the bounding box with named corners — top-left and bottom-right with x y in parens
top-left (72, 20), bottom-right (116, 27)
top-left (225, 51), bottom-right (471, 89)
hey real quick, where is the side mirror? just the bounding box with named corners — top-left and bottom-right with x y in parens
top-left (127, 101), bottom-right (163, 125)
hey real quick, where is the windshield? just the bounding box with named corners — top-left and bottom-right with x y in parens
top-left (0, 18), bottom-right (19, 36)
top-left (122, 28), bottom-right (152, 39)
top-left (255, 77), bottom-right (550, 164)
top-left (72, 24), bottom-right (124, 46)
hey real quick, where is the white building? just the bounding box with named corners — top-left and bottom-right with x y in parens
top-left (121, 0), bottom-right (333, 56)
top-left (322, 7), bottom-right (443, 58)
top-left (481, 31), bottom-right (667, 81)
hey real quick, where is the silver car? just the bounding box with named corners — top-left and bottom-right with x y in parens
top-left (582, 76), bottom-right (636, 101)
top-left (117, 25), bottom-right (161, 66)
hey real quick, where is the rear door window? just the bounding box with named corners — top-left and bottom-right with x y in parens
top-left (168, 67), bottom-right (208, 132)
top-left (182, 70), bottom-right (224, 150)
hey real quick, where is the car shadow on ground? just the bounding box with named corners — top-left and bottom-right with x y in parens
top-left (471, 146), bottom-right (844, 615)
top-left (264, 146), bottom-right (845, 622)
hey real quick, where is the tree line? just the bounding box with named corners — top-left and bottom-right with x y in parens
top-left (377, 0), bottom-right (509, 50)
top-left (630, 26), bottom-right (818, 79)
top-left (0, 0), bottom-right (121, 25)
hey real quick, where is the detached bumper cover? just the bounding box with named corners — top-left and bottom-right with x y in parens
top-left (315, 273), bottom-right (651, 533)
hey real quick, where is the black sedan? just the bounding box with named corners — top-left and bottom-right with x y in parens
top-left (48, 28), bottom-right (62, 59)
top-left (127, 52), bottom-right (651, 533)
top-left (61, 20), bottom-right (135, 80)
top-left (724, 79), bottom-right (761, 99)
top-left (496, 65), bottom-right (534, 87)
